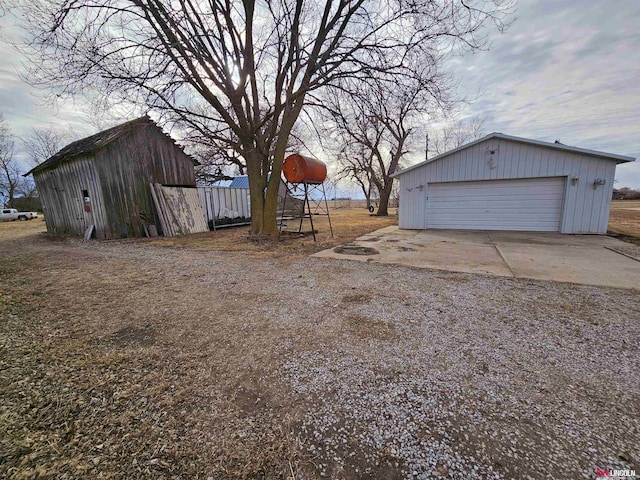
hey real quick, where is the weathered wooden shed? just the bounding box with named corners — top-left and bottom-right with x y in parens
top-left (25, 116), bottom-right (198, 239)
top-left (392, 133), bottom-right (635, 233)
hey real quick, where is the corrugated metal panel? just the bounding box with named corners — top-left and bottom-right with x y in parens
top-left (228, 176), bottom-right (250, 188)
top-left (397, 137), bottom-right (619, 234)
top-left (198, 186), bottom-right (251, 221)
top-left (427, 178), bottom-right (565, 231)
top-left (398, 169), bottom-right (427, 229)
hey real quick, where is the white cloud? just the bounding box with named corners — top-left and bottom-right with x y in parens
top-left (446, 0), bottom-right (640, 187)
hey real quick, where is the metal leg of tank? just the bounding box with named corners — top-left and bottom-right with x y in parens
top-left (321, 182), bottom-right (334, 238)
top-left (304, 182), bottom-right (317, 242)
top-left (278, 183), bottom-right (287, 235)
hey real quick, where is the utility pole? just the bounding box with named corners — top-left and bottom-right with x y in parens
top-left (425, 132), bottom-right (429, 161)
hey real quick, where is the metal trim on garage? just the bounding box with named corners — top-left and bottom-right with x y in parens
top-left (426, 177), bottom-right (567, 232)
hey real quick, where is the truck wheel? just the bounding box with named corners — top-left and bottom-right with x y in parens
top-left (18, 215), bottom-right (27, 221)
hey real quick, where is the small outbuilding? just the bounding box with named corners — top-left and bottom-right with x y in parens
top-left (392, 133), bottom-right (635, 234)
top-left (25, 116), bottom-right (198, 239)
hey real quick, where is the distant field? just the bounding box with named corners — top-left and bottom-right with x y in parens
top-left (3, 201), bottom-right (638, 243)
top-left (609, 200), bottom-right (640, 238)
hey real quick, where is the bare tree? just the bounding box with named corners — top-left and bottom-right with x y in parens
top-left (190, 129), bottom-right (247, 185)
top-left (335, 143), bottom-right (378, 209)
top-left (317, 62), bottom-right (444, 216)
top-left (0, 114), bottom-right (22, 207)
top-left (21, 126), bottom-right (72, 168)
top-left (430, 116), bottom-right (487, 156)
top-left (13, 0), bottom-right (512, 235)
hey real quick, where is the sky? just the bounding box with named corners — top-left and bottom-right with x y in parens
top-left (0, 0), bottom-right (639, 188)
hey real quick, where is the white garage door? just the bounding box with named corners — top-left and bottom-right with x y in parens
top-left (427, 177), bottom-right (565, 231)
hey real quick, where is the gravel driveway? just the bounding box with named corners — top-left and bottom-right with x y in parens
top-left (1, 229), bottom-right (638, 479)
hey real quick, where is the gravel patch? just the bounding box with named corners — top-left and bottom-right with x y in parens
top-left (1, 232), bottom-right (638, 479)
top-left (278, 260), bottom-right (640, 479)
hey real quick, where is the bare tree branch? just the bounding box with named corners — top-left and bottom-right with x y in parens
top-left (10, 0), bottom-right (514, 234)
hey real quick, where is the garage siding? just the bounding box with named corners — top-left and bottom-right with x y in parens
top-left (426, 177), bottom-right (565, 231)
top-left (398, 137), bottom-right (620, 233)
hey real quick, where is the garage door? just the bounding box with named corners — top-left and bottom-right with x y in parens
top-left (427, 177), bottom-right (565, 231)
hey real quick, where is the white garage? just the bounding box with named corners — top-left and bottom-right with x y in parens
top-left (393, 133), bottom-right (634, 234)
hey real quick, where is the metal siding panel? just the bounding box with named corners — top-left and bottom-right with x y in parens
top-left (197, 186), bottom-right (251, 223)
top-left (524, 145), bottom-right (534, 177)
top-left (461, 146), bottom-right (468, 180)
top-left (473, 143), bottom-right (481, 178)
top-left (559, 152), bottom-right (576, 232)
top-left (401, 169), bottom-right (427, 229)
top-left (426, 177), bottom-right (566, 231)
top-left (499, 140), bottom-right (510, 177)
top-left (591, 161), bottom-right (604, 233)
top-left (493, 140), bottom-right (504, 178)
top-left (515, 144), bottom-right (525, 178)
top-left (575, 155), bottom-right (590, 232)
top-left (398, 138), bottom-right (620, 233)
top-left (531, 145), bottom-right (541, 177)
top-left (599, 162), bottom-right (616, 233)
top-left (501, 142), bottom-right (512, 178)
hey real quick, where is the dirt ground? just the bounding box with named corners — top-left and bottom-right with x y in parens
top-left (609, 200), bottom-right (640, 239)
top-left (0, 211), bottom-right (638, 479)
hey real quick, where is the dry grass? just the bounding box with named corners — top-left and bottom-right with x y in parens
top-left (0, 217), bottom-right (47, 242)
top-left (1, 205), bottom-right (638, 479)
top-left (608, 200), bottom-right (640, 240)
top-left (146, 207), bottom-right (398, 256)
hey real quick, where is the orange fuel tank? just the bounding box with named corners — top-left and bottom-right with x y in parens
top-left (283, 154), bottom-right (327, 184)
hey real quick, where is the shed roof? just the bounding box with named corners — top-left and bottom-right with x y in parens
top-left (228, 175), bottom-right (250, 188)
top-left (229, 174), bottom-right (281, 188)
top-left (24, 116), bottom-right (197, 176)
top-left (391, 132), bottom-right (636, 178)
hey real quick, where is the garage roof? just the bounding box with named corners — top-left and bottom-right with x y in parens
top-left (392, 132), bottom-right (635, 178)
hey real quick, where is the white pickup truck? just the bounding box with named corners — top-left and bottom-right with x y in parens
top-left (0, 208), bottom-right (39, 222)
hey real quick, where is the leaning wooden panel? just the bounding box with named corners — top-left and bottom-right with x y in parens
top-left (150, 183), bottom-right (171, 237)
top-left (156, 185), bottom-right (208, 236)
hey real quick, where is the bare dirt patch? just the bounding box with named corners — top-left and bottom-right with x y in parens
top-left (341, 293), bottom-right (372, 304)
top-left (343, 314), bottom-right (398, 341)
top-left (334, 245), bottom-right (380, 255)
top-left (111, 325), bottom-right (156, 347)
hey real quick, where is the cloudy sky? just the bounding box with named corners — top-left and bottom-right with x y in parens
top-left (0, 0), bottom-right (639, 187)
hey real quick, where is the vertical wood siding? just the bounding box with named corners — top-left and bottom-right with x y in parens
top-left (34, 155), bottom-right (109, 238)
top-left (34, 123), bottom-right (197, 239)
top-left (398, 138), bottom-right (620, 233)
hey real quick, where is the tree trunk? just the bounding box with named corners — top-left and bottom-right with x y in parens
top-left (376, 180), bottom-right (394, 216)
top-left (246, 152), bottom-right (280, 237)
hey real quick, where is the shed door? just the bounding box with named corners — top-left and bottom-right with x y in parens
top-left (427, 177), bottom-right (565, 231)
